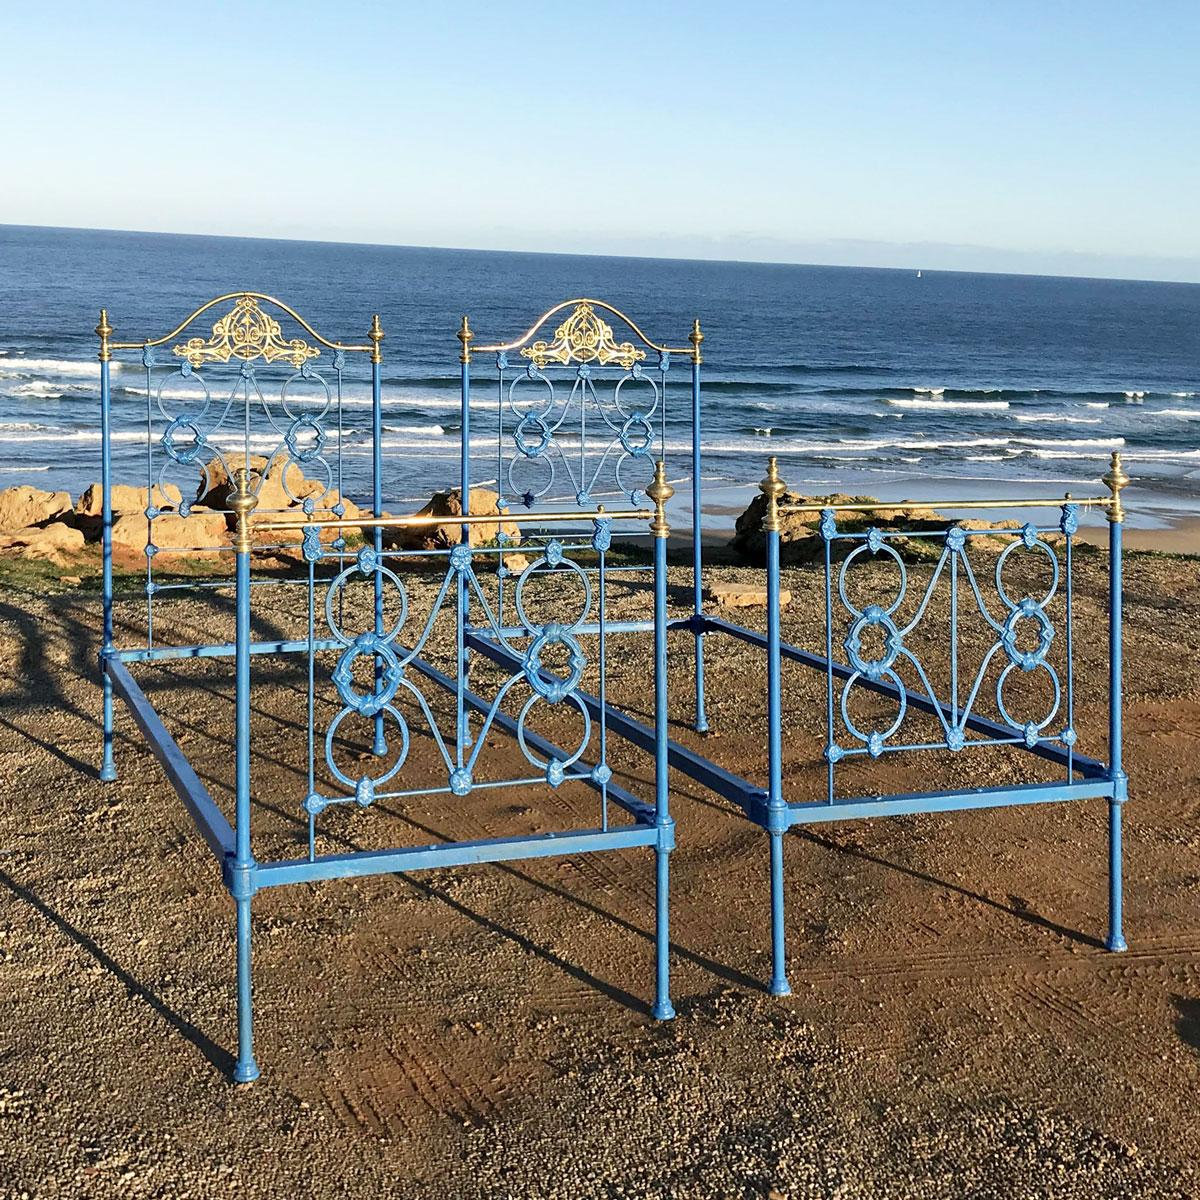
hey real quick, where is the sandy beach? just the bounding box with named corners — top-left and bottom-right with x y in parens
top-left (1, 524), bottom-right (1199, 1198)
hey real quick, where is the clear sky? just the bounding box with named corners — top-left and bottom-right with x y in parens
top-left (3, 0), bottom-right (1198, 281)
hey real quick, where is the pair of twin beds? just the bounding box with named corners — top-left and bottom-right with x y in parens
top-left (94, 293), bottom-right (1128, 1082)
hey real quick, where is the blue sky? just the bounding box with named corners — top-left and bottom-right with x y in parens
top-left (3, 1), bottom-right (1198, 280)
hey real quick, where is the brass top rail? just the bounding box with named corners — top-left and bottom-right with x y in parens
top-left (107, 291), bottom-right (375, 355)
top-left (780, 496), bottom-right (1114, 516)
top-left (254, 508), bottom-right (650, 532)
top-left (471, 297), bottom-right (695, 357)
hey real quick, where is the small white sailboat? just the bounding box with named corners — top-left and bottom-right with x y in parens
top-left (916, 269), bottom-right (922, 279)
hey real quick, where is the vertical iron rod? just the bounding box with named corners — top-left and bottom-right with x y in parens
top-left (98, 312), bottom-right (117, 782)
top-left (761, 459), bottom-right (790, 995)
top-left (370, 338), bottom-right (386, 756)
top-left (1103, 453), bottom-right (1129, 952)
top-left (691, 331), bottom-right (705, 739)
top-left (231, 472), bottom-right (260, 1083)
top-left (649, 461), bottom-right (675, 1020)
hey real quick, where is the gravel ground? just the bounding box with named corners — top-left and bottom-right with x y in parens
top-left (2, 542), bottom-right (1199, 1199)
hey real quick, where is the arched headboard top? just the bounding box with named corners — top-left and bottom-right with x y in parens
top-left (470, 297), bottom-right (700, 367)
top-left (102, 292), bottom-right (381, 366)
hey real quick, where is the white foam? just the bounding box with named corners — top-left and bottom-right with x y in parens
top-left (1084, 402), bottom-right (1110, 409)
top-left (1123, 391), bottom-right (1146, 401)
top-left (887, 397), bottom-right (1009, 412)
top-left (0, 357), bottom-right (106, 379)
top-left (752, 427), bottom-right (774, 436)
top-left (1015, 436), bottom-right (1125, 449)
top-left (912, 386), bottom-right (945, 395)
top-left (1170, 391), bottom-right (1196, 399)
top-left (1013, 412), bottom-right (1102, 425)
top-left (1156, 408), bottom-right (1200, 420)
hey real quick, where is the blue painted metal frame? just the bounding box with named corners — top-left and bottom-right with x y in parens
top-left (94, 288), bottom-right (1132, 1080)
top-left (674, 445), bottom-right (1128, 995)
top-left (96, 296), bottom-right (676, 1083)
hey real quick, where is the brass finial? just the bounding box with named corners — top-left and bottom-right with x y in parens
top-left (96, 309), bottom-right (113, 363)
top-left (229, 467), bottom-right (259, 554)
top-left (1102, 451), bottom-right (1130, 524)
top-left (457, 315), bottom-right (473, 364)
top-left (647, 460), bottom-right (674, 539)
top-left (760, 456), bottom-right (785, 532)
top-left (368, 314), bottom-right (384, 364)
top-left (689, 317), bottom-right (704, 364)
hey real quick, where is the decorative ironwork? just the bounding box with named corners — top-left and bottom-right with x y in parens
top-left (821, 514), bottom-right (1074, 763)
top-left (172, 295), bottom-right (321, 369)
top-left (305, 529), bottom-right (611, 817)
top-left (521, 302), bottom-right (646, 369)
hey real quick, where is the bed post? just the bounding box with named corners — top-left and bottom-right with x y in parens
top-left (230, 469), bottom-right (261, 1082)
top-left (1103, 451), bottom-right (1129, 953)
top-left (457, 317), bottom-right (474, 753)
top-left (97, 310), bottom-right (118, 782)
top-left (648, 460), bottom-right (676, 1020)
top-left (369, 315), bottom-right (387, 756)
top-left (761, 457), bottom-right (791, 995)
top-left (689, 319), bottom-right (708, 733)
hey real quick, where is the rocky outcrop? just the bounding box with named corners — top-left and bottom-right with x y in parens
top-left (110, 510), bottom-right (230, 555)
top-left (706, 580), bottom-right (792, 609)
top-left (0, 485), bottom-right (73, 531)
top-left (74, 483), bottom-right (183, 519)
top-left (0, 522), bottom-right (85, 562)
top-left (385, 488), bottom-right (521, 551)
top-left (195, 455), bottom-right (363, 548)
top-left (729, 490), bottom-right (1055, 564)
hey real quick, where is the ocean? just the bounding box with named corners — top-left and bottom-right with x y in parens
top-left (1, 224), bottom-right (1197, 529)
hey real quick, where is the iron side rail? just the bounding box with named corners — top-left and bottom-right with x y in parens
top-left (464, 631), bottom-right (766, 813)
top-left (784, 778), bottom-right (1115, 825)
top-left (104, 657), bottom-right (236, 860)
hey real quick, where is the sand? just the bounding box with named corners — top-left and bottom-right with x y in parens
top-left (1, 541), bottom-right (1199, 1199)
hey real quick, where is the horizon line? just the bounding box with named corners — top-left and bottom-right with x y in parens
top-left (3, 221), bottom-right (1199, 291)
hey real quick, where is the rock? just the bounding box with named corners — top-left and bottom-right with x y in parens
top-left (386, 488), bottom-right (521, 551)
top-left (110, 509), bottom-right (229, 555)
top-left (503, 553), bottom-right (532, 575)
top-left (196, 455), bottom-right (304, 513)
top-left (0, 522), bottom-right (85, 562)
top-left (0, 485), bottom-right (73, 531)
top-left (75, 483), bottom-right (182, 519)
top-left (707, 580), bottom-right (792, 609)
top-left (728, 488), bottom-right (1031, 565)
top-left (59, 575), bottom-right (82, 585)
top-left (196, 456), bottom-right (367, 549)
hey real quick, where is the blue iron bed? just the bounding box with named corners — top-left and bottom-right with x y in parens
top-left (96, 295), bottom-right (676, 1083)
top-left (462, 298), bottom-right (1131, 1000)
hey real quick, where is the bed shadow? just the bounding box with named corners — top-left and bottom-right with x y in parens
top-left (0, 868), bottom-right (235, 1078)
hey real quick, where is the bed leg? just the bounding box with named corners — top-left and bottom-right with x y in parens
top-left (100, 668), bottom-right (117, 782)
top-left (653, 843), bottom-right (675, 1020)
top-left (693, 633), bottom-right (709, 734)
top-left (1106, 791), bottom-right (1127, 952)
top-left (768, 831), bottom-right (791, 995)
top-left (233, 894), bottom-right (260, 1083)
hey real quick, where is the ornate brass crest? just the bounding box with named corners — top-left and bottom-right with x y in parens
top-left (172, 295), bottom-right (320, 369)
top-left (520, 302), bottom-right (646, 369)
